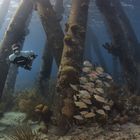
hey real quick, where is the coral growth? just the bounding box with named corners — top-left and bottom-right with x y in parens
top-left (64, 34), bottom-right (74, 46)
top-left (61, 98), bottom-right (74, 118)
top-left (14, 89), bottom-right (46, 121)
top-left (34, 104), bottom-right (52, 124)
top-left (107, 83), bottom-right (140, 124)
top-left (58, 66), bottom-right (79, 87)
top-left (70, 24), bottom-right (80, 35)
top-left (61, 66), bottom-right (78, 77)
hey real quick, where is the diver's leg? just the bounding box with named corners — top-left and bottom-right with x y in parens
top-left (23, 59), bottom-right (32, 70)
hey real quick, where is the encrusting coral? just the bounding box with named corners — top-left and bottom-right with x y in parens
top-left (34, 104), bottom-right (52, 124)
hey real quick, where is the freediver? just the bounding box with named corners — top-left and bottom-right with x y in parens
top-left (9, 43), bottom-right (37, 71)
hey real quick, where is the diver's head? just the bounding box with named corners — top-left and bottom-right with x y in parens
top-left (12, 43), bottom-right (20, 55)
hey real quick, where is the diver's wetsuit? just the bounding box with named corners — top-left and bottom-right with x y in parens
top-left (9, 51), bottom-right (36, 70)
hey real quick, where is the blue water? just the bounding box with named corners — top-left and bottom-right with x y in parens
top-left (0, 0), bottom-right (140, 90)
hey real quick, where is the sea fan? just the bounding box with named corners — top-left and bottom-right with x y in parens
top-left (6, 124), bottom-right (43, 140)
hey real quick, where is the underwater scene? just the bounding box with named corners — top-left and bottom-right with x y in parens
top-left (0, 0), bottom-right (140, 139)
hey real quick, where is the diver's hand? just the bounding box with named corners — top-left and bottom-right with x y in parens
top-left (30, 54), bottom-right (38, 60)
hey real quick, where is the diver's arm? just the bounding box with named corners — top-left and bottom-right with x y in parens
top-left (30, 51), bottom-right (37, 59)
top-left (29, 51), bottom-right (38, 59)
top-left (21, 51), bottom-right (37, 59)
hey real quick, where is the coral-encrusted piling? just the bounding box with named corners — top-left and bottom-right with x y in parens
top-left (54, 0), bottom-right (90, 135)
